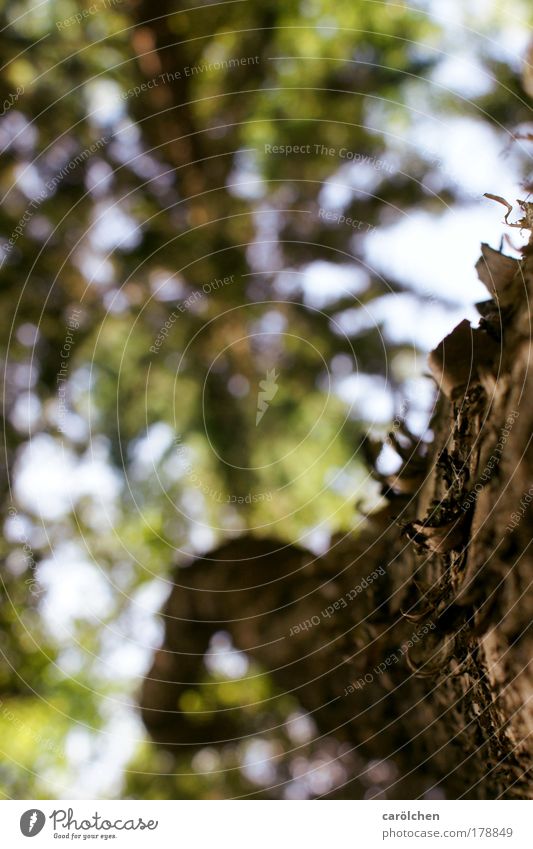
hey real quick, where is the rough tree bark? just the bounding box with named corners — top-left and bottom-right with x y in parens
top-left (140, 219), bottom-right (533, 799)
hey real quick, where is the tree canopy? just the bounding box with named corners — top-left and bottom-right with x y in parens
top-left (1, 0), bottom-right (532, 799)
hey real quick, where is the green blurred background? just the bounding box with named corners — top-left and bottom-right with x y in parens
top-left (0, 0), bottom-right (532, 798)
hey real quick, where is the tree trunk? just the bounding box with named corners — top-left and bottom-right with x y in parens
top-left (140, 229), bottom-right (533, 799)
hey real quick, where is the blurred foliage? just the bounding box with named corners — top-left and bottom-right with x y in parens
top-left (0, 0), bottom-right (532, 799)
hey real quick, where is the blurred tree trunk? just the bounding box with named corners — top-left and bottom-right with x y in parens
top-left (141, 231), bottom-right (533, 799)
